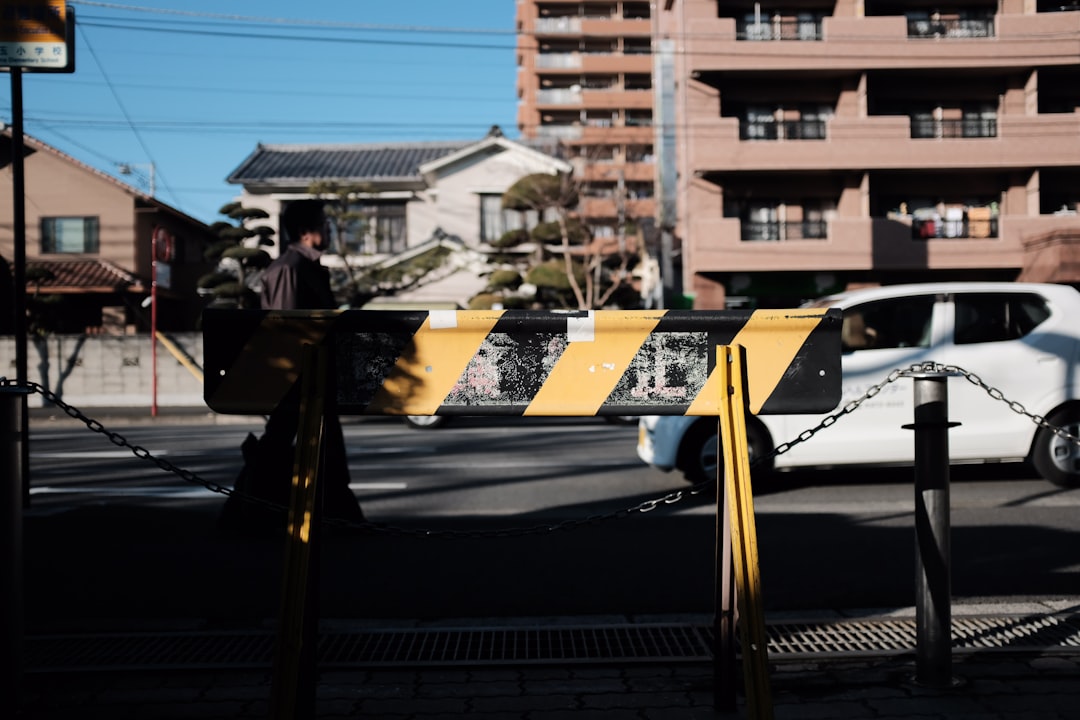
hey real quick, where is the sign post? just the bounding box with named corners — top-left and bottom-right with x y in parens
top-left (2, 0), bottom-right (75, 507)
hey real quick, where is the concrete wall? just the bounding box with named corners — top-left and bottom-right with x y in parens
top-left (0, 333), bottom-right (205, 409)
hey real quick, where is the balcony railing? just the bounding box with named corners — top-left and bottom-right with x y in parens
top-left (536, 88), bottom-right (582, 105)
top-left (910, 215), bottom-right (999, 239)
top-left (910, 118), bottom-right (997, 138)
top-left (535, 17), bottom-right (582, 34)
top-left (741, 221), bottom-right (828, 241)
top-left (737, 18), bottom-right (823, 41)
top-left (536, 125), bottom-right (583, 140)
top-left (741, 119), bottom-right (828, 140)
top-left (536, 53), bottom-right (581, 70)
top-left (907, 17), bottom-right (995, 38)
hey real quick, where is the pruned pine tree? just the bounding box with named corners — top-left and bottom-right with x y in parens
top-left (197, 201), bottom-right (275, 308)
top-left (501, 172), bottom-right (633, 310)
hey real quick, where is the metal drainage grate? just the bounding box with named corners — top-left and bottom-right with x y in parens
top-left (25, 614), bottom-right (1080, 672)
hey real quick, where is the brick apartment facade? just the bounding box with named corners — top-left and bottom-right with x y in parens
top-left (650, 0), bottom-right (1080, 309)
top-left (515, 0), bottom-right (658, 245)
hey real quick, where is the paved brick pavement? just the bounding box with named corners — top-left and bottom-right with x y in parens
top-left (16, 647), bottom-right (1080, 719)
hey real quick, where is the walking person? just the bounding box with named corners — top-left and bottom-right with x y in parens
top-left (222, 199), bottom-right (365, 534)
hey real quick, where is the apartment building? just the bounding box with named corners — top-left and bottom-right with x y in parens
top-left (515, 0), bottom-right (658, 242)
top-left (656, 0), bottom-right (1080, 309)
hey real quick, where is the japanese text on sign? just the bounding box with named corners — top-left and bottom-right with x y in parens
top-left (0, 0), bottom-right (68, 68)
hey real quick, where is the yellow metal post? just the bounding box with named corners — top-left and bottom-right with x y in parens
top-left (270, 343), bottom-right (327, 720)
top-left (717, 345), bottom-right (773, 720)
top-left (713, 442), bottom-right (737, 713)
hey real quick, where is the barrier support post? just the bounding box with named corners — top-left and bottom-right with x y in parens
top-left (1, 386), bottom-right (29, 716)
top-left (716, 345), bottom-right (773, 720)
top-left (270, 343), bottom-right (327, 720)
top-left (904, 371), bottom-right (959, 688)
top-left (713, 448), bottom-right (737, 713)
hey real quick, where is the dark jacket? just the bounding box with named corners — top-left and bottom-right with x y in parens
top-left (259, 243), bottom-right (336, 311)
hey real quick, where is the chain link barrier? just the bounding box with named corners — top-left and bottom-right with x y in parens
top-left (5, 362), bottom-right (1079, 539)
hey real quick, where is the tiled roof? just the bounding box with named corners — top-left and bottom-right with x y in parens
top-left (24, 259), bottom-right (145, 294)
top-left (227, 141), bottom-right (473, 184)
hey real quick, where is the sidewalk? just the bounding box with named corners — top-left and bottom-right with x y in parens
top-left (17, 643), bottom-right (1080, 719)
top-left (17, 405), bottom-right (1080, 718)
top-left (27, 404), bottom-right (258, 427)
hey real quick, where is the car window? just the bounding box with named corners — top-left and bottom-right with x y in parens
top-left (953, 293), bottom-right (1050, 345)
top-left (841, 296), bottom-right (935, 352)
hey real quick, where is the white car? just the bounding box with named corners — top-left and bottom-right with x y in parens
top-left (637, 282), bottom-right (1080, 489)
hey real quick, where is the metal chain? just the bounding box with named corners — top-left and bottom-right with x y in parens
top-left (2, 378), bottom-right (282, 516)
top-left (5, 376), bottom-right (704, 537)
top-left (8, 362), bottom-right (1078, 539)
top-left (934, 363), bottom-right (1080, 447)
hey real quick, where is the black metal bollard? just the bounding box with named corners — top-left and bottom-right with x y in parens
top-left (1, 386), bottom-right (29, 713)
top-left (904, 371), bottom-right (960, 688)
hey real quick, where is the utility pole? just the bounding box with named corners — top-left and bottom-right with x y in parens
top-left (118, 162), bottom-right (156, 196)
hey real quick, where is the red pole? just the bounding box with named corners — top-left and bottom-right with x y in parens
top-left (151, 227), bottom-right (158, 417)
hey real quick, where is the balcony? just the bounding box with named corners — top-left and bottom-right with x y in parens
top-left (910, 118), bottom-right (997, 139)
top-left (581, 196), bottom-right (656, 219)
top-left (737, 17), bottom-right (823, 41)
top-left (536, 53), bottom-right (582, 70)
top-left (686, 215), bottom-right (1029, 273)
top-left (906, 17), bottom-right (994, 38)
top-left (686, 114), bottom-right (1080, 172)
top-left (580, 161), bottom-right (655, 183)
top-left (535, 17), bottom-right (582, 34)
top-left (682, 13), bottom-right (1080, 72)
top-left (581, 88), bottom-right (654, 110)
top-left (741, 220), bottom-right (828, 241)
top-left (903, 208), bottom-right (999, 239)
top-left (536, 125), bottom-right (584, 140)
top-left (536, 88), bottom-right (582, 105)
top-left (740, 119), bottom-right (828, 141)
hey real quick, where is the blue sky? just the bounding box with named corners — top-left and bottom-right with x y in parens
top-left (2, 1), bottom-right (519, 225)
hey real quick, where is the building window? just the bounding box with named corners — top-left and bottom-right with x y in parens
top-left (480, 194), bottom-right (528, 243)
top-left (954, 293), bottom-right (1049, 345)
top-left (41, 217), bottom-right (100, 254)
top-left (841, 297), bottom-right (935, 352)
top-left (336, 203), bottom-right (407, 255)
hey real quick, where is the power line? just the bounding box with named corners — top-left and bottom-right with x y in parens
top-left (69, 1), bottom-right (517, 35)
top-left (18, 117), bottom-right (515, 132)
top-left (74, 22), bottom-right (175, 202)
top-left (76, 17), bottom-right (517, 51)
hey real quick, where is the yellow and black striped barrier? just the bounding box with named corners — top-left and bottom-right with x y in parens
top-left (202, 307), bottom-right (841, 720)
top-left (202, 308), bottom-right (842, 417)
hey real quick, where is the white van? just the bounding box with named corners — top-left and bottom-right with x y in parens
top-left (637, 282), bottom-right (1080, 488)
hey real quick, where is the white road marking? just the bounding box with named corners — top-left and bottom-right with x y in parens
top-left (29, 482), bottom-right (408, 497)
top-left (30, 486), bottom-right (220, 498)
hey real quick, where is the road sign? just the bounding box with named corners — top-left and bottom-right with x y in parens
top-left (0, 0), bottom-right (68, 70)
top-left (202, 308), bottom-right (842, 417)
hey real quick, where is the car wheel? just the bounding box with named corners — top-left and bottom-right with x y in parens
top-left (404, 415), bottom-right (447, 430)
top-left (1031, 406), bottom-right (1080, 488)
top-left (676, 418), bottom-right (772, 485)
